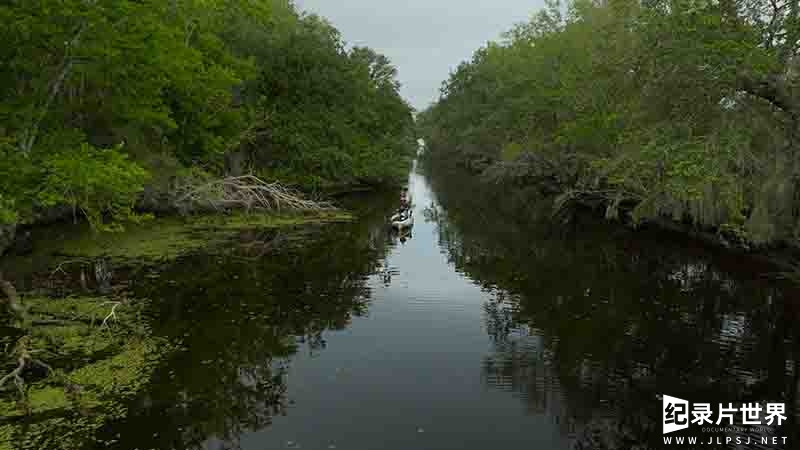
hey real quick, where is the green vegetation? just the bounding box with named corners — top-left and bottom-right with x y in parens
top-left (0, 0), bottom-right (415, 231)
top-left (420, 0), bottom-right (800, 246)
top-left (52, 211), bottom-right (353, 261)
top-left (0, 296), bottom-right (172, 450)
top-left (37, 144), bottom-right (151, 232)
top-left (0, 1), bottom-right (410, 439)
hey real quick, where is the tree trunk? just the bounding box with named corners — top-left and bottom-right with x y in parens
top-left (19, 23), bottom-right (86, 154)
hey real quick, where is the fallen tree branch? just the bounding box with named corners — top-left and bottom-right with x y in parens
top-left (175, 175), bottom-right (335, 214)
top-left (100, 301), bottom-right (121, 329)
top-left (0, 338), bottom-right (53, 398)
top-left (0, 354), bottom-right (26, 396)
top-left (50, 258), bottom-right (91, 277)
top-left (552, 188), bottom-right (643, 219)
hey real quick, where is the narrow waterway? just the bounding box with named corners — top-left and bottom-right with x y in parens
top-left (63, 166), bottom-right (800, 449)
top-left (237, 169), bottom-right (577, 449)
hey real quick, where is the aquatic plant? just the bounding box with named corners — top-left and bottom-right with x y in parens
top-left (0, 294), bottom-right (172, 450)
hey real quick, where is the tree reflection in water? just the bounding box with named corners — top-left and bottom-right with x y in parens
top-left (428, 169), bottom-right (800, 450)
top-left (96, 194), bottom-right (398, 450)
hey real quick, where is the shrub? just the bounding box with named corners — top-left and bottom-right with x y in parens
top-left (37, 144), bottom-right (150, 231)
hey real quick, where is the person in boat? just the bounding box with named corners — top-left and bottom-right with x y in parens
top-left (397, 188), bottom-right (411, 218)
top-left (400, 188), bottom-right (410, 209)
top-left (390, 188), bottom-right (412, 224)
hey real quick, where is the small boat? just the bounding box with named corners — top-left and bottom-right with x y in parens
top-left (391, 210), bottom-right (414, 230)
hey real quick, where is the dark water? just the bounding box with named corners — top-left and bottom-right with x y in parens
top-left (79, 167), bottom-right (800, 449)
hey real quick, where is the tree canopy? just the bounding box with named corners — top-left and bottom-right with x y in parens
top-left (0, 0), bottom-right (415, 229)
top-left (421, 0), bottom-right (800, 245)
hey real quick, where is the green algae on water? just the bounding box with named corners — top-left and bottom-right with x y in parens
top-left (44, 210), bottom-right (353, 262)
top-left (0, 296), bottom-right (173, 450)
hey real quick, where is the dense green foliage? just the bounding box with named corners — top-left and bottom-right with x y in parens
top-left (0, 0), bottom-right (415, 229)
top-left (421, 0), bottom-right (800, 245)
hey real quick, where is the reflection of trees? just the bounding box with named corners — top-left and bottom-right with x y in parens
top-left (430, 169), bottom-right (800, 449)
top-left (96, 196), bottom-right (397, 450)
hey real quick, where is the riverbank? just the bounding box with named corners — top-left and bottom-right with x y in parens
top-left (1, 209), bottom-right (355, 291)
top-left (424, 161), bottom-right (800, 278)
top-left (0, 171), bottom-right (408, 259)
top-left (550, 188), bottom-right (800, 274)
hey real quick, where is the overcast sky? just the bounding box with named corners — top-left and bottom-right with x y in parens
top-left (294, 0), bottom-right (544, 111)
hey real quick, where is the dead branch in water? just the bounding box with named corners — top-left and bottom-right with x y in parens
top-left (0, 354), bottom-right (26, 396)
top-left (175, 175), bottom-right (335, 214)
top-left (552, 189), bottom-right (642, 220)
top-left (0, 337), bottom-right (53, 398)
top-left (50, 258), bottom-right (92, 277)
top-left (99, 301), bottom-right (121, 329)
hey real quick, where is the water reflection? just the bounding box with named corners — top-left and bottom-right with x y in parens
top-left (429, 168), bottom-right (800, 449)
top-left (392, 228), bottom-right (413, 246)
top-left (12, 166), bottom-right (797, 450)
top-left (97, 194), bottom-right (399, 450)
